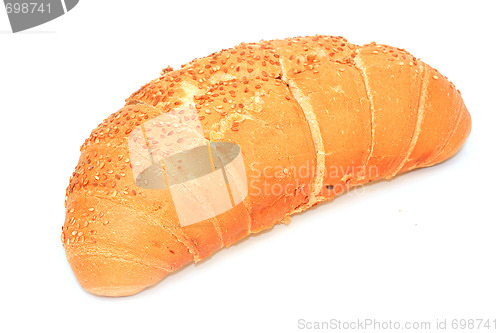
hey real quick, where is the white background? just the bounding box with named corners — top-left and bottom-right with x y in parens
top-left (1, 1), bottom-right (498, 332)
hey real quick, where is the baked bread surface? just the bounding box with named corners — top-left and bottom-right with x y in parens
top-left (62, 35), bottom-right (471, 296)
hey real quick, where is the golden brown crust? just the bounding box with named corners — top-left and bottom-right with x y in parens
top-left (270, 36), bottom-right (372, 199)
top-left (63, 35), bottom-right (471, 296)
top-left (64, 191), bottom-right (195, 296)
top-left (400, 66), bottom-right (468, 171)
top-left (353, 43), bottom-right (425, 180)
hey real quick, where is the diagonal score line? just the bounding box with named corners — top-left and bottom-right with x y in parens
top-left (210, 146), bottom-right (236, 207)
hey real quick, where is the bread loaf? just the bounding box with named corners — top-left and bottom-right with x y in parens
top-left (62, 35), bottom-right (471, 296)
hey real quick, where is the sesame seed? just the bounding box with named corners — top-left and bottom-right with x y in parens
top-left (433, 75), bottom-right (439, 80)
